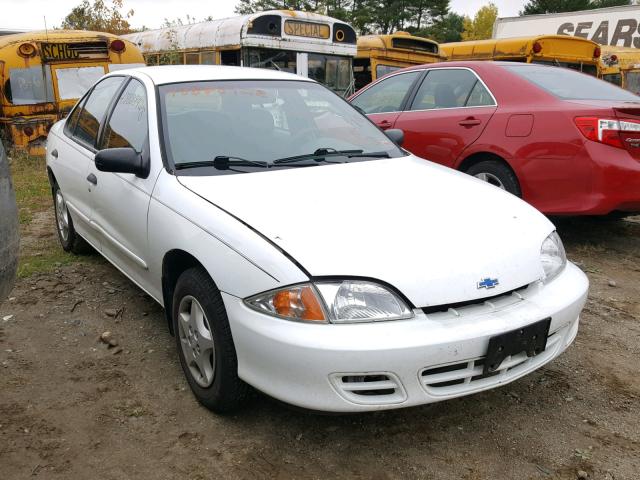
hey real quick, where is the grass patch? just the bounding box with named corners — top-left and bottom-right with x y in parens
top-left (9, 149), bottom-right (94, 277)
top-left (8, 151), bottom-right (51, 226)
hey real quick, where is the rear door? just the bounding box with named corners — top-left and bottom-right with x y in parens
top-left (393, 68), bottom-right (497, 166)
top-left (350, 70), bottom-right (423, 130)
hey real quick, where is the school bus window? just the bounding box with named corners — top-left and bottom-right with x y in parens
top-left (185, 52), bottom-right (200, 65)
top-left (55, 66), bottom-right (105, 101)
top-left (602, 73), bottom-right (622, 87)
top-left (201, 51), bottom-right (216, 65)
top-left (625, 71), bottom-right (640, 95)
top-left (375, 64), bottom-right (402, 79)
top-left (7, 66), bottom-right (54, 105)
top-left (245, 48), bottom-right (296, 73)
top-left (308, 53), bottom-right (351, 92)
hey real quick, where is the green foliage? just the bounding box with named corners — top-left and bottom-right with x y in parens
top-left (521, 0), bottom-right (629, 15)
top-left (233, 0), bottom-right (454, 38)
top-left (60, 0), bottom-right (134, 34)
top-left (462, 3), bottom-right (497, 41)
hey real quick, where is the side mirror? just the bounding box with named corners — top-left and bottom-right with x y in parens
top-left (95, 148), bottom-right (147, 177)
top-left (385, 128), bottom-right (404, 147)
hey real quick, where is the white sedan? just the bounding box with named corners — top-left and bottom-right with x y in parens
top-left (46, 66), bottom-right (588, 413)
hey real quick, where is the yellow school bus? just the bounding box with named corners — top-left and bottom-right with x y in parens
top-left (600, 45), bottom-right (640, 95)
top-left (354, 32), bottom-right (443, 90)
top-left (440, 35), bottom-right (601, 77)
top-left (0, 30), bottom-right (145, 155)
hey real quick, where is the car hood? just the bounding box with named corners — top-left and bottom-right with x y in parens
top-left (178, 156), bottom-right (554, 308)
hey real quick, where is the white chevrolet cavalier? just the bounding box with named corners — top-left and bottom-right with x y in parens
top-left (46, 66), bottom-right (588, 413)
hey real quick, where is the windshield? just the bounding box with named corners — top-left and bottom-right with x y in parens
top-left (505, 64), bottom-right (640, 101)
top-left (159, 80), bottom-right (405, 174)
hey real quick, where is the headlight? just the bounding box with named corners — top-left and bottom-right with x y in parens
top-left (540, 231), bottom-right (567, 283)
top-left (245, 280), bottom-right (413, 324)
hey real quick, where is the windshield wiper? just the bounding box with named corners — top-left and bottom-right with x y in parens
top-left (174, 156), bottom-right (269, 171)
top-left (273, 148), bottom-right (389, 165)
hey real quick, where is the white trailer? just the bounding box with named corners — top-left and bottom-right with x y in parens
top-left (494, 5), bottom-right (640, 47)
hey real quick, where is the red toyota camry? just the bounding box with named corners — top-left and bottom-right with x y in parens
top-left (349, 61), bottom-right (640, 215)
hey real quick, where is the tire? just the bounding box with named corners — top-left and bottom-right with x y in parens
top-left (52, 183), bottom-right (91, 254)
top-left (172, 267), bottom-right (250, 413)
top-left (465, 160), bottom-right (521, 197)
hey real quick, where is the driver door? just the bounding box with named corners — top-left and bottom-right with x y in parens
top-left (350, 70), bottom-right (423, 130)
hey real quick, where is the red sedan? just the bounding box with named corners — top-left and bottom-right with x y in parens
top-left (349, 61), bottom-right (640, 215)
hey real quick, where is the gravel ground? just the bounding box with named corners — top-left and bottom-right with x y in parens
top-left (0, 210), bottom-right (638, 480)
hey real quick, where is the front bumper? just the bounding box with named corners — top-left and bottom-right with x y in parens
top-left (224, 262), bottom-right (588, 412)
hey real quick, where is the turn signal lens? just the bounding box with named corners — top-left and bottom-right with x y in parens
top-left (245, 284), bottom-right (326, 322)
top-left (594, 46), bottom-right (601, 58)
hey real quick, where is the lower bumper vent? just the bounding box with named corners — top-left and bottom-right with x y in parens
top-left (330, 372), bottom-right (407, 405)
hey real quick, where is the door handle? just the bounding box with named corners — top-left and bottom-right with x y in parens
top-left (51, 149), bottom-right (58, 158)
top-left (458, 117), bottom-right (482, 127)
top-left (87, 173), bottom-right (97, 185)
top-left (378, 120), bottom-right (393, 130)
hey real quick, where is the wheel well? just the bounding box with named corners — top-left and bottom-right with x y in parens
top-left (162, 250), bottom-right (206, 335)
top-left (46, 167), bottom-right (57, 189)
top-left (458, 152), bottom-right (508, 173)
top-left (457, 152), bottom-right (520, 187)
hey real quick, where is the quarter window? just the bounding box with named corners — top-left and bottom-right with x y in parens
top-left (73, 76), bottom-right (124, 148)
top-left (351, 71), bottom-right (421, 114)
top-left (102, 79), bottom-right (148, 152)
top-left (410, 69), bottom-right (492, 110)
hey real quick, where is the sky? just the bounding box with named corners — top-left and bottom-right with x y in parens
top-left (2, 0), bottom-right (527, 31)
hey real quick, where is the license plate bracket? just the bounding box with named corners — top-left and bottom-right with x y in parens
top-left (483, 318), bottom-right (551, 375)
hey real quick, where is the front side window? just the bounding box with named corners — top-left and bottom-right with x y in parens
top-left (244, 48), bottom-right (296, 73)
top-left (506, 64), bottom-right (640, 101)
top-left (308, 53), bottom-right (352, 93)
top-left (410, 69), bottom-right (490, 110)
top-left (102, 79), bottom-right (147, 152)
top-left (351, 71), bottom-right (421, 114)
top-left (159, 80), bottom-right (405, 174)
top-left (55, 66), bottom-right (105, 101)
top-left (73, 76), bottom-right (124, 148)
top-left (7, 66), bottom-right (54, 105)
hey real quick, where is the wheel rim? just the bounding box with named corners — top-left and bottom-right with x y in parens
top-left (55, 190), bottom-right (70, 242)
top-left (474, 172), bottom-right (506, 190)
top-left (177, 295), bottom-right (215, 388)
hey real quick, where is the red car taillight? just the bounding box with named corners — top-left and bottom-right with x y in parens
top-left (574, 117), bottom-right (640, 157)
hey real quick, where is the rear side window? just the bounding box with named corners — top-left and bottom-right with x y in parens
top-left (505, 64), bottom-right (640, 101)
top-left (351, 71), bottom-right (421, 114)
top-left (102, 79), bottom-right (148, 152)
top-left (73, 76), bottom-right (124, 148)
top-left (410, 69), bottom-right (494, 110)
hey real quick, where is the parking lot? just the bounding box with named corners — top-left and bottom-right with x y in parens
top-left (1, 156), bottom-right (639, 479)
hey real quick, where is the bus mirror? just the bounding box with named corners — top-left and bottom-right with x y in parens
top-left (385, 128), bottom-right (404, 147)
top-left (95, 148), bottom-right (144, 176)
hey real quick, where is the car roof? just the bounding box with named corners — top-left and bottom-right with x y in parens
top-left (116, 65), bottom-right (313, 85)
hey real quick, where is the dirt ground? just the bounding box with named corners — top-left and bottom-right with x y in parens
top-left (1, 206), bottom-right (639, 480)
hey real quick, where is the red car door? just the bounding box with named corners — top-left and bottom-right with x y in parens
top-left (393, 68), bottom-right (497, 167)
top-left (350, 70), bottom-right (423, 130)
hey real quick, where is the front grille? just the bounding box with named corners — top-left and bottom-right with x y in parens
top-left (419, 326), bottom-right (566, 396)
top-left (330, 372), bottom-right (407, 405)
top-left (421, 284), bottom-right (530, 315)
